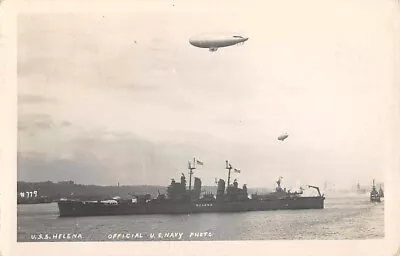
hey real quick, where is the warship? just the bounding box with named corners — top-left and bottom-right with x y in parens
top-left (356, 182), bottom-right (367, 194)
top-left (370, 179), bottom-right (381, 203)
top-left (57, 159), bottom-right (325, 217)
top-left (378, 185), bottom-right (384, 198)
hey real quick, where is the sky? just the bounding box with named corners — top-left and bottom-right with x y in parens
top-left (17, 0), bottom-right (394, 190)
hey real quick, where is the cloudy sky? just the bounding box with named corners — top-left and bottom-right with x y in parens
top-left (17, 1), bottom-right (394, 189)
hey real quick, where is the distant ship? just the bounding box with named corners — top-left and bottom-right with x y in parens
top-left (356, 182), bottom-right (367, 194)
top-left (370, 179), bottom-right (381, 203)
top-left (57, 160), bottom-right (325, 217)
top-left (378, 185), bottom-right (384, 198)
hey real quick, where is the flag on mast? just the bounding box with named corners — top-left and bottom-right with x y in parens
top-left (196, 160), bottom-right (204, 166)
top-left (234, 168), bottom-right (241, 173)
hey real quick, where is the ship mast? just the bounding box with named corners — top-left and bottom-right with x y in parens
top-left (188, 157), bottom-right (203, 191)
top-left (225, 160), bottom-right (232, 188)
top-left (225, 160), bottom-right (240, 189)
top-left (188, 159), bottom-right (196, 191)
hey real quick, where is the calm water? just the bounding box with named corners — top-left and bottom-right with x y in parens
top-left (17, 194), bottom-right (384, 242)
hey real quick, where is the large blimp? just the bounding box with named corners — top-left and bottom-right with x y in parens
top-left (189, 33), bottom-right (249, 52)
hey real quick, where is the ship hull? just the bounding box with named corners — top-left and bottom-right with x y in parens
top-left (57, 197), bottom-right (325, 217)
top-left (370, 197), bottom-right (381, 203)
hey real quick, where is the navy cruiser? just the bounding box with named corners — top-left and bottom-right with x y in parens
top-left (57, 159), bottom-right (325, 217)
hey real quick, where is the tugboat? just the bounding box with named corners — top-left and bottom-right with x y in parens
top-left (57, 159), bottom-right (325, 217)
top-left (370, 179), bottom-right (381, 203)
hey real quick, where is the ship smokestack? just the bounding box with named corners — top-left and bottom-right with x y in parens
top-left (193, 177), bottom-right (202, 199)
top-left (217, 179), bottom-right (225, 200)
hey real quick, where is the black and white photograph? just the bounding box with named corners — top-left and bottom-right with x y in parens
top-left (15, 0), bottom-right (395, 247)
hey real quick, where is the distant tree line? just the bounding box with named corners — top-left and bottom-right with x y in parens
top-left (17, 181), bottom-right (269, 202)
top-left (17, 181), bottom-right (167, 201)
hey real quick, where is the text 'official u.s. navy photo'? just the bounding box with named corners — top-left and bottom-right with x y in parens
top-left (13, 0), bottom-right (397, 250)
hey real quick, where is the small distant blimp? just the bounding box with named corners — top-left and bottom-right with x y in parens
top-left (189, 33), bottom-right (249, 52)
top-left (278, 133), bottom-right (289, 141)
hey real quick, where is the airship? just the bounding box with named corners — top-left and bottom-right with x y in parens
top-left (278, 133), bottom-right (289, 141)
top-left (189, 33), bottom-right (249, 52)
